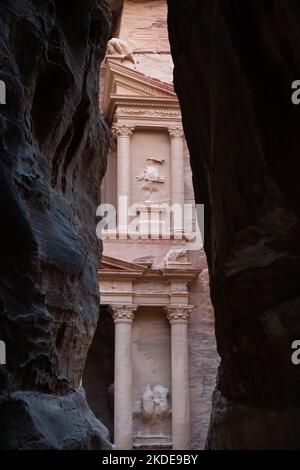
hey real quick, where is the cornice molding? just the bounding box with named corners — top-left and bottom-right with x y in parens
top-left (99, 268), bottom-right (201, 282)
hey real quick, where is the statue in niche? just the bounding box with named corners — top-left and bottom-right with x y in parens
top-left (138, 384), bottom-right (171, 424)
top-left (136, 158), bottom-right (165, 202)
top-left (106, 38), bottom-right (135, 63)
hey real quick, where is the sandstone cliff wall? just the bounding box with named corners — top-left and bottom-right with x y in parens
top-left (0, 0), bottom-right (112, 449)
top-left (168, 0), bottom-right (300, 449)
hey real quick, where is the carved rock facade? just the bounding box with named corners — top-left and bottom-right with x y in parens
top-left (92, 0), bottom-right (219, 450)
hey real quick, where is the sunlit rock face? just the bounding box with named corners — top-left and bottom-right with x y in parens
top-left (168, 0), bottom-right (300, 449)
top-left (0, 0), bottom-right (112, 449)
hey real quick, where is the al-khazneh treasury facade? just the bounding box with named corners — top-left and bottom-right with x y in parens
top-left (83, 0), bottom-right (219, 451)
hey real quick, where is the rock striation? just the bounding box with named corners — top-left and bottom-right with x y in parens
top-left (0, 0), bottom-right (112, 449)
top-left (168, 0), bottom-right (300, 449)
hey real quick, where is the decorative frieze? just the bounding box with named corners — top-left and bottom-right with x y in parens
top-left (115, 101), bottom-right (179, 110)
top-left (116, 107), bottom-right (181, 118)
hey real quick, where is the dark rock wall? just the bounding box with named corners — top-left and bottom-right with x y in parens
top-left (110, 0), bottom-right (124, 36)
top-left (0, 0), bottom-right (112, 449)
top-left (168, 0), bottom-right (300, 449)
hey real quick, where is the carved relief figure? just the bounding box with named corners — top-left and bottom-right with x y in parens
top-left (141, 384), bottom-right (155, 421)
top-left (136, 159), bottom-right (165, 202)
top-left (164, 248), bottom-right (189, 265)
top-left (140, 384), bottom-right (172, 424)
top-left (106, 38), bottom-right (135, 63)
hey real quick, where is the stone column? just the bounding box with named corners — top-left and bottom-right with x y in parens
top-left (164, 305), bottom-right (193, 450)
top-left (168, 127), bottom-right (185, 235)
top-left (112, 124), bottom-right (134, 205)
top-left (110, 304), bottom-right (138, 450)
top-left (112, 125), bottom-right (134, 238)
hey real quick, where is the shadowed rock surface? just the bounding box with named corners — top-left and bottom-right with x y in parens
top-left (0, 0), bottom-right (112, 449)
top-left (168, 0), bottom-right (300, 449)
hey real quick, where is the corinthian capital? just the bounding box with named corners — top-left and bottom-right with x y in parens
top-left (168, 127), bottom-right (184, 139)
top-left (112, 124), bottom-right (134, 137)
top-left (109, 304), bottom-right (138, 323)
top-left (164, 305), bottom-right (194, 323)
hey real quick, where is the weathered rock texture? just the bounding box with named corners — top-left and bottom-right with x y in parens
top-left (168, 0), bottom-right (300, 449)
top-left (118, 0), bottom-right (173, 83)
top-left (189, 263), bottom-right (219, 450)
top-left (0, 0), bottom-right (112, 449)
top-left (110, 0), bottom-right (124, 36)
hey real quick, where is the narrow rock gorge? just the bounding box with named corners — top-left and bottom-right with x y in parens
top-left (168, 0), bottom-right (300, 449)
top-left (1, 0), bottom-right (300, 451)
top-left (0, 0), bottom-right (112, 449)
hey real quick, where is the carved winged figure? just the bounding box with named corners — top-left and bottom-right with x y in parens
top-left (141, 384), bottom-right (155, 422)
top-left (164, 248), bottom-right (188, 264)
top-left (153, 385), bottom-right (172, 421)
top-left (141, 384), bottom-right (171, 423)
top-left (136, 165), bottom-right (165, 201)
top-left (136, 165), bottom-right (165, 184)
top-left (106, 38), bottom-right (135, 63)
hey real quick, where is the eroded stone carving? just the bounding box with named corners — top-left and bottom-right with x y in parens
top-left (106, 38), bottom-right (135, 63)
top-left (109, 304), bottom-right (137, 323)
top-left (168, 127), bottom-right (184, 138)
top-left (136, 166), bottom-right (165, 184)
top-left (111, 124), bottom-right (134, 137)
top-left (146, 157), bottom-right (164, 164)
top-left (136, 384), bottom-right (172, 424)
top-left (164, 248), bottom-right (189, 265)
top-left (132, 255), bottom-right (155, 266)
top-left (136, 162), bottom-right (165, 201)
top-left (164, 306), bottom-right (194, 323)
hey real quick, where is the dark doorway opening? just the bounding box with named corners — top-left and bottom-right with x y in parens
top-left (83, 306), bottom-right (115, 440)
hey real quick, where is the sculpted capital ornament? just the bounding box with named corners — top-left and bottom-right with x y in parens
top-left (164, 305), bottom-right (194, 323)
top-left (111, 125), bottom-right (134, 138)
top-left (168, 127), bottom-right (184, 139)
top-left (109, 304), bottom-right (138, 323)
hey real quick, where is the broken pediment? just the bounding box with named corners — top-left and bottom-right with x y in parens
top-left (99, 255), bottom-right (146, 275)
top-left (102, 59), bottom-right (179, 122)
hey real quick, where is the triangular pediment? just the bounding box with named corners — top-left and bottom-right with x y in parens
top-left (99, 255), bottom-right (146, 274)
top-left (102, 59), bottom-right (177, 118)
